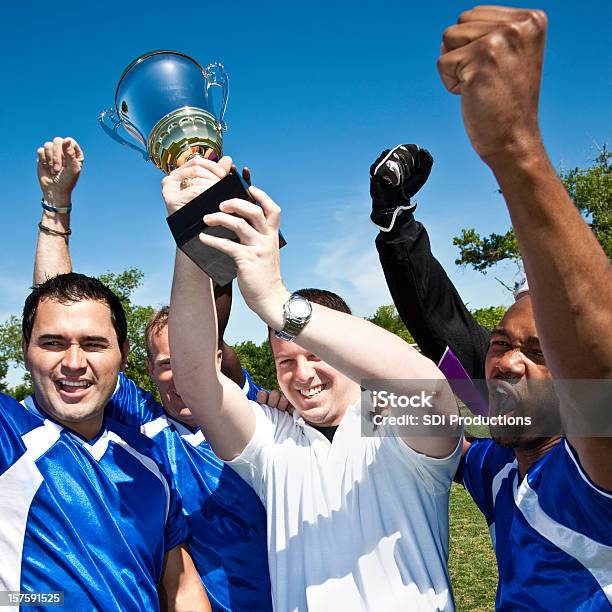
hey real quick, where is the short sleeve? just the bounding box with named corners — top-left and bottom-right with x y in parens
top-left (381, 428), bottom-right (463, 494)
top-left (225, 401), bottom-right (288, 500)
top-left (106, 373), bottom-right (165, 428)
top-left (0, 394), bottom-right (28, 474)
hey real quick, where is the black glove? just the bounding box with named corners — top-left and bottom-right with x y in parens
top-left (369, 144), bottom-right (433, 231)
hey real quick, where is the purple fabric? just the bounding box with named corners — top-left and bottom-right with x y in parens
top-left (438, 347), bottom-right (489, 416)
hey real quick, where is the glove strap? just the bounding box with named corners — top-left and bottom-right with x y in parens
top-left (371, 202), bottom-right (417, 232)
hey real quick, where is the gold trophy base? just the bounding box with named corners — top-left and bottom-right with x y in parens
top-left (148, 107), bottom-right (223, 173)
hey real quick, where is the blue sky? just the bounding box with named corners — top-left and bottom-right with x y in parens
top-left (1, 0), bottom-right (610, 357)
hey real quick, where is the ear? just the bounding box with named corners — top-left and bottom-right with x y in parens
top-left (120, 339), bottom-right (130, 372)
top-left (22, 337), bottom-right (31, 371)
top-left (216, 348), bottom-right (223, 370)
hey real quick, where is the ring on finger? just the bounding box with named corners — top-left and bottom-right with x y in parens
top-left (180, 177), bottom-right (192, 190)
top-left (52, 169), bottom-right (64, 184)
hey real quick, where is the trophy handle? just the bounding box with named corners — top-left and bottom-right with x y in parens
top-left (98, 108), bottom-right (149, 161)
top-left (205, 63), bottom-right (229, 131)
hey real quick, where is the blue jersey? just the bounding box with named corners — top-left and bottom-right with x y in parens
top-left (460, 438), bottom-right (612, 610)
top-left (107, 372), bottom-right (272, 612)
top-left (0, 393), bottom-right (188, 612)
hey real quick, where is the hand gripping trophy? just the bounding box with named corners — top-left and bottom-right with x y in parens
top-left (100, 51), bottom-right (257, 285)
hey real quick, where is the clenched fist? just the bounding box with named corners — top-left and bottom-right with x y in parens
top-left (438, 6), bottom-right (548, 165)
top-left (37, 137), bottom-right (84, 206)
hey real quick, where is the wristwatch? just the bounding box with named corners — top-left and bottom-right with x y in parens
top-left (275, 293), bottom-right (312, 341)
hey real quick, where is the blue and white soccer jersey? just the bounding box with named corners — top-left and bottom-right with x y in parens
top-left (0, 393), bottom-right (188, 612)
top-left (460, 438), bottom-right (612, 610)
top-left (241, 368), bottom-right (263, 402)
top-left (107, 372), bottom-right (272, 612)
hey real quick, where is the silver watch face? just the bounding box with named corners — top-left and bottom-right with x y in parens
top-left (288, 295), bottom-right (311, 319)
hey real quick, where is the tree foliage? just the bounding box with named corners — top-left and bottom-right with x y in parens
top-left (0, 315), bottom-right (31, 399)
top-left (562, 147), bottom-right (612, 257)
top-left (453, 148), bottom-right (612, 283)
top-left (233, 340), bottom-right (279, 391)
top-left (452, 228), bottom-right (520, 273)
top-left (367, 304), bottom-right (415, 343)
top-left (470, 306), bottom-right (506, 331)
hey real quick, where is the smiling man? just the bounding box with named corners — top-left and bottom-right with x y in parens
top-left (163, 152), bottom-right (462, 610)
top-left (0, 273), bottom-right (209, 611)
top-left (268, 288), bottom-right (355, 434)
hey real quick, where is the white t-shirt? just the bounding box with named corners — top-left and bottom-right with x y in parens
top-left (228, 401), bottom-right (462, 611)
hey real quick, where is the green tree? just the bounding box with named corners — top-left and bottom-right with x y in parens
top-left (367, 304), bottom-right (415, 343)
top-left (453, 148), bottom-right (611, 287)
top-left (233, 340), bottom-right (279, 391)
top-left (0, 315), bottom-right (31, 399)
top-left (470, 306), bottom-right (506, 331)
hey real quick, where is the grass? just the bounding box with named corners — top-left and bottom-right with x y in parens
top-left (448, 483), bottom-right (498, 611)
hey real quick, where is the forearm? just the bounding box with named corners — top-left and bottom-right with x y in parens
top-left (34, 210), bottom-right (72, 284)
top-left (168, 250), bottom-right (254, 459)
top-left (376, 216), bottom-right (490, 378)
top-left (169, 251), bottom-right (224, 408)
top-left (265, 290), bottom-right (455, 413)
top-left (490, 146), bottom-right (612, 379)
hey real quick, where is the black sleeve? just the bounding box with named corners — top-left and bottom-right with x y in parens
top-left (376, 214), bottom-right (491, 380)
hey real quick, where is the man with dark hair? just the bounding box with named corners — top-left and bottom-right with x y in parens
top-left (1, 272), bottom-right (209, 610)
top-left (22, 271), bottom-right (128, 348)
top-left (163, 156), bottom-right (462, 610)
top-left (370, 6), bottom-right (612, 609)
top-left (30, 137), bottom-right (272, 612)
top-left (294, 288), bottom-right (351, 314)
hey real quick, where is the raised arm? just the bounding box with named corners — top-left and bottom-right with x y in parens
top-left (372, 144), bottom-right (490, 377)
top-left (164, 157), bottom-right (256, 461)
top-left (34, 137), bottom-right (84, 284)
top-left (438, 6), bottom-right (612, 485)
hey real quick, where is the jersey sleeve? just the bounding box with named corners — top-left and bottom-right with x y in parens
top-left (0, 394), bottom-right (28, 475)
top-left (242, 368), bottom-right (264, 402)
top-left (106, 373), bottom-right (165, 428)
top-left (225, 401), bottom-right (288, 500)
top-left (380, 426), bottom-right (464, 494)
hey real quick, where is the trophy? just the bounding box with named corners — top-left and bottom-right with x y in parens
top-left (100, 50), bottom-right (228, 173)
top-left (100, 50), bottom-right (262, 285)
